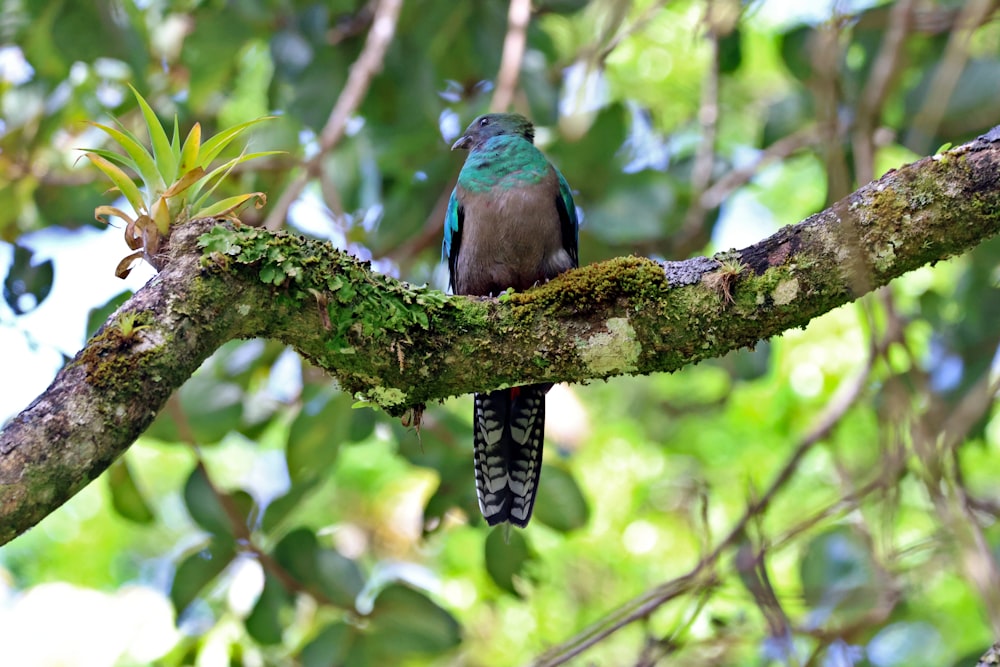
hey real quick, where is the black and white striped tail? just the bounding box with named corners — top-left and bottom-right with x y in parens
top-left (473, 384), bottom-right (550, 527)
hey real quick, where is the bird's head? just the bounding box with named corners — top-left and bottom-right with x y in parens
top-left (451, 113), bottom-right (535, 151)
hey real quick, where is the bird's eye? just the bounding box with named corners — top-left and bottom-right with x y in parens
top-left (479, 117), bottom-right (490, 127)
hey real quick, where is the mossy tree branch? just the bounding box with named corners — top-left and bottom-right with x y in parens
top-left (2, 131), bottom-right (1000, 545)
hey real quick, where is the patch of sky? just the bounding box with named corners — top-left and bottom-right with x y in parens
top-left (0, 46), bottom-right (33, 85)
top-left (287, 187), bottom-right (347, 246)
top-left (748, 0), bottom-right (883, 29)
top-left (559, 60), bottom-right (608, 118)
top-left (711, 189), bottom-right (779, 250)
top-left (0, 222), bottom-right (154, 421)
top-left (619, 102), bottom-right (670, 174)
top-left (439, 109), bottom-right (461, 143)
top-left (438, 80), bottom-right (464, 104)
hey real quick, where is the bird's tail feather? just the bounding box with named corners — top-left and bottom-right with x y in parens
top-left (473, 384), bottom-right (550, 527)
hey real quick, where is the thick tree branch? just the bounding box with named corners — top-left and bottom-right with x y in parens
top-left (2, 131), bottom-right (1000, 544)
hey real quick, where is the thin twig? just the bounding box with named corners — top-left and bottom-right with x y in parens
top-left (699, 126), bottom-right (818, 211)
top-left (852, 0), bottom-right (915, 186)
top-left (167, 396), bottom-right (338, 607)
top-left (596, 0), bottom-right (671, 65)
top-left (941, 369), bottom-right (1000, 451)
top-left (531, 567), bottom-right (716, 667)
top-left (491, 0), bottom-right (532, 112)
top-left (896, 313), bottom-right (1000, 635)
top-left (734, 538), bottom-right (793, 652)
top-left (709, 354), bottom-right (875, 561)
top-left (812, 20), bottom-right (851, 204)
top-left (940, 373), bottom-right (1000, 633)
top-left (674, 1), bottom-right (721, 255)
top-left (905, 0), bottom-right (998, 155)
top-left (263, 0), bottom-right (404, 230)
top-left (530, 354), bottom-right (876, 667)
top-left (192, 458), bottom-right (330, 602)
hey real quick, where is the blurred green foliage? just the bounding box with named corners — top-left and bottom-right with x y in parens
top-left (2, 0), bottom-right (1000, 665)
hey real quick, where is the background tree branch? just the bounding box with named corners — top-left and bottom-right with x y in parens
top-left (2, 129), bottom-right (1000, 546)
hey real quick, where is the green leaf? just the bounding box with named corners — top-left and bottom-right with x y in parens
top-left (143, 406), bottom-right (180, 442)
top-left (273, 528), bottom-right (365, 608)
top-left (230, 489), bottom-right (257, 527)
top-left (129, 84), bottom-right (178, 182)
top-left (367, 584), bottom-right (461, 657)
top-left (183, 465), bottom-right (234, 538)
top-left (177, 378), bottom-right (243, 444)
top-left (197, 117), bottom-right (275, 167)
top-left (260, 478), bottom-right (319, 533)
top-left (86, 290), bottom-right (132, 339)
top-left (107, 457), bottom-right (155, 524)
top-left (286, 389), bottom-right (350, 484)
top-left (193, 192), bottom-right (266, 219)
top-left (800, 527), bottom-right (879, 624)
top-left (170, 116), bottom-right (181, 164)
top-left (245, 572), bottom-right (291, 645)
top-left (34, 176), bottom-right (110, 231)
top-left (196, 226), bottom-right (240, 255)
top-left (161, 166), bottom-right (205, 198)
top-left (178, 122), bottom-right (202, 174)
top-left (484, 527), bottom-right (532, 596)
top-left (84, 152), bottom-right (147, 214)
top-left (273, 528), bottom-right (321, 583)
top-left (3, 245), bottom-right (54, 315)
top-left (81, 147), bottom-right (140, 174)
top-left (779, 25), bottom-right (816, 83)
top-left (300, 622), bottom-right (359, 667)
top-left (87, 121), bottom-right (164, 194)
top-left (189, 151), bottom-right (284, 207)
top-left (170, 539), bottom-right (236, 612)
top-left (531, 465), bottom-right (590, 533)
top-left (718, 27), bottom-right (742, 74)
top-left (315, 547), bottom-right (366, 608)
top-left (259, 265), bottom-right (278, 284)
top-left (347, 407), bottom-right (376, 442)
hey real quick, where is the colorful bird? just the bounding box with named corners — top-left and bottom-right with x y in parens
top-left (443, 113), bottom-right (579, 527)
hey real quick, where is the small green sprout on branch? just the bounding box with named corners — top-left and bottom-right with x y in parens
top-left (81, 86), bottom-right (279, 278)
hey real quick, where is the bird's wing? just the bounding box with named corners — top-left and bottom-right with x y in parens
top-left (555, 168), bottom-right (579, 267)
top-left (443, 188), bottom-right (464, 292)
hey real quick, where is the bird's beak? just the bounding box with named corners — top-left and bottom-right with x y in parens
top-left (451, 134), bottom-right (472, 151)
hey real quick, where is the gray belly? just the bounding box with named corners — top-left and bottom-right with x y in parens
top-left (455, 182), bottom-right (573, 296)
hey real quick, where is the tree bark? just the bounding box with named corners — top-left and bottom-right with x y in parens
top-left (2, 130), bottom-right (1000, 545)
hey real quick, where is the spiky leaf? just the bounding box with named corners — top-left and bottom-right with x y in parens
top-left (189, 151), bottom-right (283, 206)
top-left (129, 84), bottom-right (177, 182)
top-left (86, 121), bottom-right (164, 194)
top-left (198, 117), bottom-right (275, 166)
top-left (84, 153), bottom-right (147, 214)
top-left (179, 123), bottom-right (202, 174)
top-left (195, 192), bottom-right (267, 219)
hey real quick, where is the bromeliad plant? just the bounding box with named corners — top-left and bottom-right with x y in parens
top-left (83, 86), bottom-right (279, 278)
